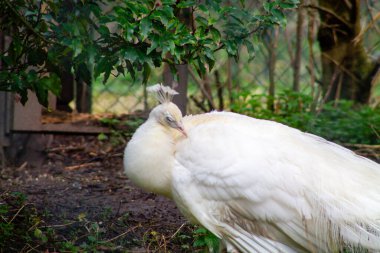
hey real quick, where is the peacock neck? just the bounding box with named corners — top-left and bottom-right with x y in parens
top-left (124, 119), bottom-right (176, 198)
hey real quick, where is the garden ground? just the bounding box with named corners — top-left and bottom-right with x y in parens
top-left (0, 132), bottom-right (197, 252)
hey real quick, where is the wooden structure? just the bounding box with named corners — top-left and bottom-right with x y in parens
top-left (0, 91), bottom-right (108, 150)
top-left (0, 92), bottom-right (12, 148)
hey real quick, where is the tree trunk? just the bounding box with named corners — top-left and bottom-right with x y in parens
top-left (317, 0), bottom-right (378, 103)
top-left (163, 64), bottom-right (188, 115)
top-left (293, 0), bottom-right (305, 92)
top-left (267, 27), bottom-right (279, 111)
top-left (226, 58), bottom-right (234, 106)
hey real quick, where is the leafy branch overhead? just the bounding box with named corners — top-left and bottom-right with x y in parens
top-left (0, 0), bottom-right (299, 106)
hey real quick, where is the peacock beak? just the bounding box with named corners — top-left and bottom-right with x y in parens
top-left (177, 122), bottom-right (188, 138)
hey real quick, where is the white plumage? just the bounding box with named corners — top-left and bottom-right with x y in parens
top-left (124, 84), bottom-right (380, 253)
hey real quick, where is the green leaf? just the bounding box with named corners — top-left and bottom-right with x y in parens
top-left (95, 57), bottom-right (113, 83)
top-left (207, 16), bottom-right (217, 25)
top-left (205, 235), bottom-right (220, 252)
top-left (244, 40), bottom-right (256, 61)
top-left (178, 34), bottom-right (196, 46)
top-left (87, 235), bottom-right (96, 242)
top-left (31, 73), bottom-right (61, 106)
top-left (142, 62), bottom-right (151, 84)
top-left (195, 16), bottom-right (208, 26)
top-left (283, 0), bottom-right (300, 5)
top-left (224, 40), bottom-right (238, 56)
top-left (39, 73), bottom-right (61, 97)
top-left (75, 63), bottom-right (92, 85)
top-left (193, 238), bottom-right (206, 247)
top-left (210, 27), bottom-right (221, 43)
top-left (116, 65), bottom-right (125, 76)
top-left (194, 228), bottom-right (207, 234)
top-left (124, 47), bottom-right (139, 62)
top-left (140, 17), bottom-right (152, 40)
top-left (278, 2), bottom-right (298, 8)
top-left (168, 40), bottom-right (176, 55)
top-left (162, 0), bottom-right (176, 4)
top-left (34, 89), bottom-right (49, 107)
top-left (154, 6), bottom-right (174, 26)
top-left (196, 57), bottom-right (206, 76)
top-left (103, 68), bottom-right (112, 84)
top-left (98, 25), bottom-right (110, 36)
top-left (34, 228), bottom-right (43, 239)
top-left (173, 47), bottom-right (184, 62)
top-left (263, 2), bottom-right (275, 11)
top-left (19, 88), bottom-right (28, 105)
top-left (177, 0), bottom-right (196, 8)
top-left (204, 47), bottom-right (215, 69)
top-left (125, 2), bottom-right (149, 15)
top-left (198, 4), bottom-right (209, 14)
top-left (125, 24), bottom-right (136, 41)
top-left (125, 60), bottom-right (136, 79)
top-left (9, 38), bottom-right (23, 59)
top-left (147, 34), bottom-right (160, 54)
top-left (271, 8), bottom-right (286, 25)
top-left (161, 5), bottom-right (174, 17)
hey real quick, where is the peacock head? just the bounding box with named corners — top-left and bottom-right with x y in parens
top-left (147, 84), bottom-right (187, 137)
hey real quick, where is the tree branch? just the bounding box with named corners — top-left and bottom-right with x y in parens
top-left (303, 4), bottom-right (352, 29)
top-left (4, 0), bottom-right (52, 45)
top-left (353, 11), bottom-right (380, 45)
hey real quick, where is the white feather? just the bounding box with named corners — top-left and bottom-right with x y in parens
top-left (124, 104), bottom-right (380, 253)
top-left (147, 83), bottom-right (178, 104)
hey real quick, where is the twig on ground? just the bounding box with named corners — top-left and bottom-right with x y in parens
top-left (8, 203), bottom-right (31, 224)
top-left (104, 224), bottom-right (142, 243)
top-left (46, 146), bottom-right (85, 153)
top-left (17, 162), bottom-right (28, 170)
top-left (41, 220), bottom-right (77, 228)
top-left (65, 162), bottom-right (101, 171)
top-left (169, 222), bottom-right (188, 240)
top-left (25, 243), bottom-right (41, 253)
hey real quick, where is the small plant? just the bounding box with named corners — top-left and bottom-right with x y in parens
top-left (0, 192), bottom-right (44, 252)
top-left (192, 227), bottom-right (220, 253)
top-left (143, 229), bottom-right (169, 252)
top-left (0, 192), bottom-right (136, 252)
top-left (98, 116), bottom-right (145, 145)
top-left (124, 118), bottom-right (145, 132)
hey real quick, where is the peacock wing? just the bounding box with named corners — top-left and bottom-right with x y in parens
top-left (172, 113), bottom-right (325, 252)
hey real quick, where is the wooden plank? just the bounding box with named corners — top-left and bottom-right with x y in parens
top-left (0, 92), bottom-right (12, 146)
top-left (41, 123), bottom-right (109, 134)
top-left (11, 123), bottom-right (109, 134)
top-left (10, 90), bottom-right (109, 134)
top-left (13, 91), bottom-right (42, 131)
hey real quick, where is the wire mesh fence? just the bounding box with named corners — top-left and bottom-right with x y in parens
top-left (92, 78), bottom-right (145, 114)
top-left (92, 29), bottom-right (314, 114)
top-left (91, 2), bottom-right (379, 115)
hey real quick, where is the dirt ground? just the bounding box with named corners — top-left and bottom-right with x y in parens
top-left (0, 134), bottom-right (195, 252)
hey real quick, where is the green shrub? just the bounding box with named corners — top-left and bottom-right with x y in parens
top-left (231, 90), bottom-right (380, 145)
top-left (0, 192), bottom-right (38, 251)
top-left (192, 227), bottom-right (220, 253)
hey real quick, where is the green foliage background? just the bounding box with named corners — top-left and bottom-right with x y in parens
top-left (0, 0), bottom-right (299, 106)
top-left (231, 90), bottom-right (380, 144)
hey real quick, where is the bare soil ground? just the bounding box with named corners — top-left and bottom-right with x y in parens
top-left (0, 134), bottom-right (195, 252)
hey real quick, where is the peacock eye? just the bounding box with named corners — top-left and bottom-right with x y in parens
top-left (165, 115), bottom-right (175, 123)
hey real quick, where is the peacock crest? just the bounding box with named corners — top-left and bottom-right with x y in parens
top-left (147, 83), bottom-right (178, 104)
